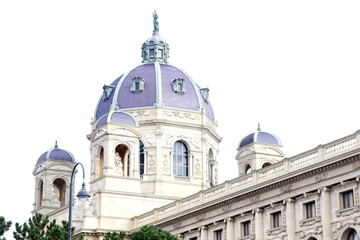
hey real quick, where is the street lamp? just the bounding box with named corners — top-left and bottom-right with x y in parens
top-left (68, 162), bottom-right (90, 240)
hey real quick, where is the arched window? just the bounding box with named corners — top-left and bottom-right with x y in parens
top-left (99, 147), bottom-right (104, 177)
top-left (208, 149), bottom-right (214, 187)
top-left (53, 178), bottom-right (66, 207)
top-left (262, 162), bottom-right (271, 168)
top-left (139, 141), bottom-right (145, 175)
top-left (39, 180), bottom-right (43, 207)
top-left (348, 229), bottom-right (359, 240)
top-left (245, 164), bottom-right (252, 174)
top-left (115, 144), bottom-right (130, 177)
top-left (173, 141), bottom-right (189, 177)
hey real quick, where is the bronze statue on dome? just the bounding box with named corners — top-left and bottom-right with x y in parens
top-left (153, 10), bottom-right (159, 32)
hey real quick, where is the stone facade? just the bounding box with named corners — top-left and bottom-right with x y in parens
top-left (31, 15), bottom-right (360, 240)
top-left (133, 131), bottom-right (360, 240)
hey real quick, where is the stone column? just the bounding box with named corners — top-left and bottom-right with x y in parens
top-left (321, 187), bottom-right (332, 239)
top-left (254, 208), bottom-right (264, 240)
top-left (226, 218), bottom-right (234, 240)
top-left (286, 198), bottom-right (296, 240)
top-left (200, 226), bottom-right (208, 240)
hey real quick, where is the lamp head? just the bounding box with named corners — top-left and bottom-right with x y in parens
top-left (76, 182), bottom-right (90, 202)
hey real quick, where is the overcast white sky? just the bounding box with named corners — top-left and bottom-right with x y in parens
top-left (0, 0), bottom-right (359, 237)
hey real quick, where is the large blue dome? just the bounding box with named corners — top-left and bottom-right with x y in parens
top-left (238, 125), bottom-right (282, 148)
top-left (94, 63), bottom-right (214, 122)
top-left (94, 26), bottom-right (214, 124)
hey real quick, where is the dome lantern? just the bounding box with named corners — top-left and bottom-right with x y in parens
top-left (141, 11), bottom-right (170, 64)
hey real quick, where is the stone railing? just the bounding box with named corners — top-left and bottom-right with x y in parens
top-left (133, 131), bottom-right (360, 227)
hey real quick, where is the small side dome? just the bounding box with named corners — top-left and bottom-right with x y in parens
top-left (238, 124), bottom-right (282, 148)
top-left (95, 111), bottom-right (138, 129)
top-left (36, 141), bottom-right (75, 165)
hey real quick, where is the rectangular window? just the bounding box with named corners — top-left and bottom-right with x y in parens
top-left (158, 49), bottom-right (163, 58)
top-left (305, 201), bottom-right (316, 219)
top-left (150, 49), bottom-right (155, 58)
top-left (342, 190), bottom-right (354, 209)
top-left (271, 211), bottom-right (282, 228)
top-left (242, 221), bottom-right (251, 236)
top-left (214, 229), bottom-right (223, 240)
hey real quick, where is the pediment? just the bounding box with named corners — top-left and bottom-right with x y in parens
top-left (236, 147), bottom-right (254, 159)
top-left (110, 127), bottom-right (141, 138)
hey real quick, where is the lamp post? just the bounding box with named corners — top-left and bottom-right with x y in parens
top-left (68, 162), bottom-right (90, 240)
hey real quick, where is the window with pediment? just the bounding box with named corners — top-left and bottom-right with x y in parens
top-left (131, 77), bottom-right (145, 93)
top-left (172, 78), bottom-right (186, 94)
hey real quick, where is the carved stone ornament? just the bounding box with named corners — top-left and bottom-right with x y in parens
top-left (162, 154), bottom-right (170, 173)
top-left (353, 160), bottom-right (360, 170)
top-left (222, 205), bottom-right (232, 213)
top-left (173, 222), bottom-right (182, 229)
top-left (314, 172), bottom-right (328, 182)
top-left (85, 195), bottom-right (96, 216)
top-left (112, 128), bottom-right (136, 137)
top-left (162, 110), bottom-right (200, 120)
top-left (331, 217), bottom-right (360, 239)
top-left (92, 129), bottom-right (106, 140)
top-left (142, 133), bottom-right (156, 146)
top-left (73, 195), bottom-right (96, 220)
top-left (148, 154), bottom-right (156, 173)
top-left (296, 226), bottom-right (322, 239)
top-left (266, 226), bottom-right (286, 236)
top-left (130, 110), bottom-right (154, 118)
top-left (162, 133), bottom-right (201, 150)
top-left (280, 184), bottom-right (293, 193)
top-left (250, 195), bottom-right (261, 204)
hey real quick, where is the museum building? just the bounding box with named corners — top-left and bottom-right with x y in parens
top-left (32, 13), bottom-right (360, 240)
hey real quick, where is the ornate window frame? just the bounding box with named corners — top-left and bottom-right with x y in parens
top-left (172, 140), bottom-right (189, 177)
top-left (131, 77), bottom-right (145, 93)
top-left (172, 78), bottom-right (186, 94)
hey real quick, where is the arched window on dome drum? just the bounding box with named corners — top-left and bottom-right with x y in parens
top-left (139, 141), bottom-right (145, 175)
top-left (53, 178), bottom-right (66, 207)
top-left (173, 141), bottom-right (189, 177)
top-left (348, 229), bottom-right (359, 240)
top-left (245, 164), bottom-right (252, 174)
top-left (99, 147), bottom-right (104, 177)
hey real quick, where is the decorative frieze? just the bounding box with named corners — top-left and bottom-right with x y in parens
top-left (163, 110), bottom-right (199, 120)
top-left (129, 110), bottom-right (154, 118)
top-left (314, 172), bottom-right (328, 182)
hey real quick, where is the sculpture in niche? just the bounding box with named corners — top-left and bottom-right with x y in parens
top-left (115, 152), bottom-right (124, 174)
top-left (51, 185), bottom-right (60, 204)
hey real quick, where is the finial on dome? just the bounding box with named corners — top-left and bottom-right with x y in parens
top-left (54, 140), bottom-right (58, 148)
top-left (153, 10), bottom-right (159, 33)
top-left (257, 123), bottom-right (261, 131)
top-left (141, 11), bottom-right (170, 64)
